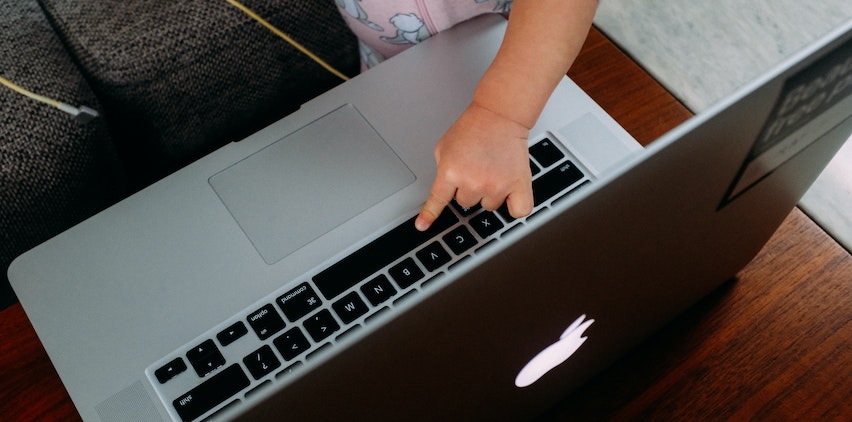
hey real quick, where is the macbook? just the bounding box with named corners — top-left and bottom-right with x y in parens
top-left (9, 14), bottom-right (852, 421)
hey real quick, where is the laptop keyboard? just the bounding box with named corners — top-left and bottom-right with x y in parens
top-left (147, 136), bottom-right (590, 422)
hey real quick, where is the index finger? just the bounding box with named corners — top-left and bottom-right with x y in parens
top-left (415, 177), bottom-right (456, 231)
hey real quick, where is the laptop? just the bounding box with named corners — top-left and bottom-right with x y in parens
top-left (9, 14), bottom-right (852, 421)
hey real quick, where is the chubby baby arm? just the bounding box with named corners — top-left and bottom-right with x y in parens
top-left (415, 0), bottom-right (599, 231)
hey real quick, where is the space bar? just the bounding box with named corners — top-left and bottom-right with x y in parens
top-left (314, 208), bottom-right (458, 300)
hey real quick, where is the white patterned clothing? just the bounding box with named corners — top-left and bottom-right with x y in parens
top-left (334, 0), bottom-right (513, 68)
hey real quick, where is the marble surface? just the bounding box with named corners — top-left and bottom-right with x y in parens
top-left (594, 0), bottom-right (852, 251)
top-left (800, 138), bottom-right (852, 251)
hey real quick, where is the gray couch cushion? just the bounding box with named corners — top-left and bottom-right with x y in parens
top-left (1, 0), bottom-right (126, 309)
top-left (39, 0), bottom-right (360, 186)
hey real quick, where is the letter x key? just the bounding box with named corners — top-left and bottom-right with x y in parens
top-left (470, 211), bottom-right (504, 238)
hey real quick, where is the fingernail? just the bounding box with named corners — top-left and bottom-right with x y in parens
top-left (414, 215), bottom-right (429, 231)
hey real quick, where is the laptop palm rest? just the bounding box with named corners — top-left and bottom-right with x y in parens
top-left (209, 104), bottom-right (416, 264)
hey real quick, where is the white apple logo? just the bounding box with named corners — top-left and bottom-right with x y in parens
top-left (514, 314), bottom-right (594, 388)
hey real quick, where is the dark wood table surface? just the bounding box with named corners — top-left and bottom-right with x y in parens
top-left (1, 28), bottom-right (850, 421)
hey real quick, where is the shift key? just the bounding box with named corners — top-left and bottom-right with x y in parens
top-left (173, 364), bottom-right (249, 421)
top-left (532, 160), bottom-right (585, 206)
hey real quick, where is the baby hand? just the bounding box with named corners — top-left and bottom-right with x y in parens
top-left (415, 102), bottom-right (534, 231)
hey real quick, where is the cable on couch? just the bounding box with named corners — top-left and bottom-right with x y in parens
top-left (225, 0), bottom-right (350, 82)
top-left (0, 75), bottom-right (99, 123)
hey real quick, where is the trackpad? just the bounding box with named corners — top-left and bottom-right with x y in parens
top-left (210, 105), bottom-right (415, 264)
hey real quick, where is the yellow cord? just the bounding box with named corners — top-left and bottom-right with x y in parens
top-left (0, 75), bottom-right (63, 108)
top-left (225, 0), bottom-right (350, 81)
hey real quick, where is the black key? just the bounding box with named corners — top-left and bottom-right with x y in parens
top-left (393, 290), bottom-right (417, 306)
top-left (314, 209), bottom-right (458, 300)
top-left (415, 241), bottom-right (452, 272)
top-left (500, 222), bottom-right (524, 239)
top-left (449, 255), bottom-right (472, 271)
top-left (529, 138), bottom-right (565, 167)
top-left (469, 211), bottom-right (504, 239)
top-left (532, 160), bottom-right (585, 206)
top-left (276, 362), bottom-right (303, 379)
top-left (202, 400), bottom-right (240, 422)
top-left (245, 381), bottom-right (272, 399)
top-left (173, 364), bottom-right (250, 422)
top-left (451, 200), bottom-right (481, 217)
top-left (277, 282), bottom-right (322, 322)
top-left (442, 226), bottom-right (478, 255)
top-left (273, 327), bottom-right (311, 361)
top-left (530, 159), bottom-right (541, 176)
top-left (332, 291), bottom-right (369, 324)
top-left (365, 306), bottom-right (390, 323)
top-left (527, 209), bottom-right (545, 222)
top-left (216, 321), bottom-right (248, 347)
top-left (247, 304), bottom-right (286, 341)
top-left (243, 345), bottom-right (281, 380)
top-left (475, 239), bottom-right (496, 254)
top-left (553, 180), bottom-right (591, 204)
top-left (304, 309), bottom-right (340, 342)
top-left (389, 257), bottom-right (425, 289)
top-left (496, 203), bottom-right (515, 223)
top-left (155, 357), bottom-right (187, 384)
top-left (306, 343), bottom-right (332, 360)
top-left (187, 339), bottom-right (226, 378)
top-left (336, 324), bottom-right (361, 341)
top-left (360, 274), bottom-right (397, 306)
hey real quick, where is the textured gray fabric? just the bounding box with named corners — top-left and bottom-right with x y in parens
top-left (1, 1), bottom-right (126, 309)
top-left (39, 0), bottom-right (360, 186)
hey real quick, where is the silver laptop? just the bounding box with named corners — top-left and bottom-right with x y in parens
top-left (9, 14), bottom-right (852, 421)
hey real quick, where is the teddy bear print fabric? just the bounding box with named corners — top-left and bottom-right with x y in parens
top-left (335, 0), bottom-right (513, 68)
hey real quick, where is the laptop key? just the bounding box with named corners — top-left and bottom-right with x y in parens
top-left (365, 306), bottom-right (390, 323)
top-left (336, 324), bottom-right (362, 341)
top-left (247, 304), bottom-right (286, 341)
top-left (155, 357), bottom-right (187, 384)
top-left (314, 208), bottom-right (458, 300)
top-left (496, 203), bottom-right (516, 223)
top-left (532, 160), bottom-right (585, 206)
top-left (332, 291), bottom-right (369, 324)
top-left (273, 327), bottom-right (311, 361)
top-left (443, 225), bottom-right (478, 255)
top-left (469, 211), bottom-right (504, 239)
top-left (276, 362), bottom-right (303, 379)
top-left (553, 180), bottom-right (591, 204)
top-left (242, 345), bottom-right (281, 380)
top-left (451, 200), bottom-right (481, 217)
top-left (244, 381), bottom-right (272, 399)
top-left (306, 343), bottom-right (332, 360)
top-left (360, 274), bottom-right (397, 306)
top-left (173, 364), bottom-right (250, 422)
top-left (187, 339), bottom-right (226, 378)
top-left (277, 282), bottom-right (323, 322)
top-left (530, 159), bottom-right (541, 176)
top-left (201, 399), bottom-right (240, 422)
top-left (529, 138), bottom-right (565, 167)
top-left (216, 321), bottom-right (248, 347)
top-left (304, 309), bottom-right (340, 342)
top-left (389, 257), bottom-right (425, 289)
top-left (416, 241), bottom-right (452, 272)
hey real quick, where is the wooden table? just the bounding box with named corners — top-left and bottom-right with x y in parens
top-left (1, 28), bottom-right (849, 421)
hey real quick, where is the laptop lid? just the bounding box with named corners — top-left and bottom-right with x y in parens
top-left (227, 17), bottom-right (852, 421)
top-left (8, 15), bottom-right (640, 421)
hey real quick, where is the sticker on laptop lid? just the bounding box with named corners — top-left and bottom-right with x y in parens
top-left (719, 36), bottom-right (852, 209)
